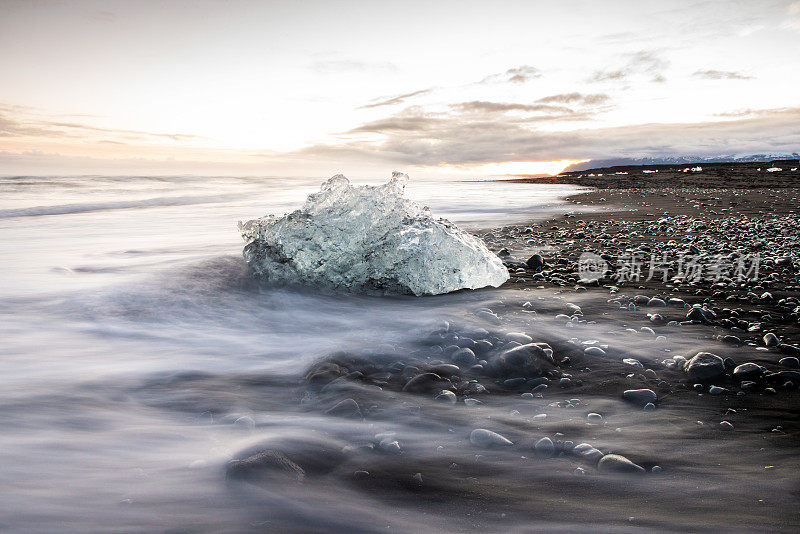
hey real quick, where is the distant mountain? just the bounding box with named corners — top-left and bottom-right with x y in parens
top-left (563, 153), bottom-right (800, 173)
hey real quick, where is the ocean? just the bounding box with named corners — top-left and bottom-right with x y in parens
top-left (0, 174), bottom-right (588, 531)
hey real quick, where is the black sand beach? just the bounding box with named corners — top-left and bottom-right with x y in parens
top-left (240, 162), bottom-right (800, 532)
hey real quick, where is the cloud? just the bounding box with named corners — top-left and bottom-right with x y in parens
top-left (590, 50), bottom-right (669, 83)
top-left (348, 115), bottom-right (445, 134)
top-left (0, 102), bottom-right (203, 142)
top-left (358, 89), bottom-right (432, 110)
top-left (479, 65), bottom-right (541, 84)
top-left (0, 113), bottom-right (67, 138)
top-left (693, 69), bottom-right (753, 80)
top-left (536, 93), bottom-right (610, 106)
top-left (294, 106), bottom-right (800, 167)
top-left (451, 101), bottom-right (573, 114)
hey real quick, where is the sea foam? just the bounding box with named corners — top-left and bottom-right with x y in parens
top-left (239, 172), bottom-right (509, 295)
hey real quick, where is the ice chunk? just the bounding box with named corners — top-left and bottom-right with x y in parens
top-left (238, 173), bottom-right (509, 295)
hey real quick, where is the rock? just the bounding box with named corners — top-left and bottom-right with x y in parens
top-left (722, 335), bottom-right (741, 345)
top-left (651, 465), bottom-right (662, 474)
top-left (779, 357), bottom-right (800, 369)
top-left (378, 438), bottom-right (403, 454)
top-left (687, 307), bottom-right (716, 324)
top-left (597, 454), bottom-right (645, 474)
top-left (469, 428), bottom-right (513, 448)
top-left (503, 377), bottom-right (527, 389)
top-left (587, 413), bottom-right (603, 423)
top-left (763, 333), bottom-right (780, 347)
top-left (622, 389), bottom-right (658, 406)
top-left (492, 343), bottom-right (555, 376)
top-left (451, 347), bottom-right (477, 366)
top-left (765, 370), bottom-right (800, 383)
top-left (403, 372), bottom-right (443, 393)
top-left (584, 347), bottom-right (606, 357)
top-left (326, 398), bottom-right (362, 418)
top-left (534, 437), bottom-right (555, 458)
top-left (622, 358), bottom-right (643, 368)
top-left (643, 402), bottom-right (656, 411)
top-left (435, 390), bottom-right (457, 404)
top-left (719, 421), bottom-right (734, 431)
top-left (740, 380), bottom-right (758, 391)
top-left (526, 254), bottom-right (545, 271)
top-left (647, 297), bottom-right (666, 307)
top-left (227, 434), bottom-right (348, 483)
top-left (685, 352), bottom-right (726, 381)
top-left (668, 298), bottom-right (686, 308)
top-left (572, 443), bottom-right (604, 464)
top-left (708, 386), bottom-right (728, 395)
top-left (428, 363), bottom-right (460, 377)
top-left (779, 344), bottom-right (800, 356)
top-left (506, 332), bottom-right (533, 344)
top-left (732, 363), bottom-right (764, 380)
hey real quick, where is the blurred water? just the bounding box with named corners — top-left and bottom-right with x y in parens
top-left (0, 174), bottom-right (586, 532)
top-left (1, 175), bottom-right (795, 532)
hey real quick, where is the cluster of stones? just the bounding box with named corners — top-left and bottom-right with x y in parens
top-left (303, 321), bottom-right (571, 408)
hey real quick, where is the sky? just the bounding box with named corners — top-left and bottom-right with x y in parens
top-left (1, 0), bottom-right (799, 177)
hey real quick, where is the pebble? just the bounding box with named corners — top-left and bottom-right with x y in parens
top-left (597, 454), bottom-right (646, 474)
top-left (685, 352), bottom-right (726, 381)
top-left (534, 437), bottom-right (555, 458)
top-left (708, 386), bottom-right (727, 395)
top-left (651, 465), bottom-right (662, 474)
top-left (526, 254), bottom-right (545, 271)
top-left (469, 428), bottom-right (513, 448)
top-left (506, 332), bottom-right (533, 344)
top-left (719, 421), bottom-right (734, 431)
top-left (763, 333), bottom-right (780, 347)
top-left (732, 362), bottom-right (764, 380)
top-left (325, 398), bottom-right (362, 418)
top-left (584, 347), bottom-right (606, 357)
top-left (572, 443), bottom-right (604, 464)
top-left (622, 388), bottom-right (658, 406)
top-left (435, 390), bottom-right (457, 404)
top-left (451, 348), bottom-right (477, 366)
top-left (402, 372), bottom-right (443, 393)
top-left (779, 357), bottom-right (800, 369)
top-left (643, 402), bottom-right (656, 411)
top-left (622, 358), bottom-right (643, 368)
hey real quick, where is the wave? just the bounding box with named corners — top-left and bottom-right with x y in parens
top-left (0, 194), bottom-right (239, 218)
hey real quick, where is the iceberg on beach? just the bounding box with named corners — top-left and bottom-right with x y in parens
top-left (239, 172), bottom-right (509, 295)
